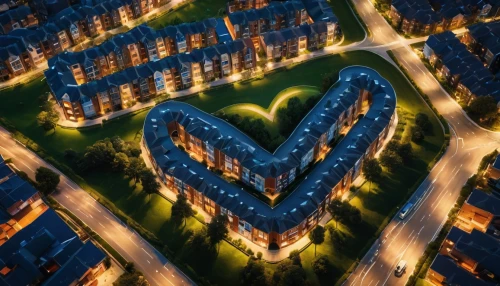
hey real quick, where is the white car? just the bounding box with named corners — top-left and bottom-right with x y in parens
top-left (395, 260), bottom-right (407, 277)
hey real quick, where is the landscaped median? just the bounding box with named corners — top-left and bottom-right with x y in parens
top-left (0, 50), bottom-right (448, 285)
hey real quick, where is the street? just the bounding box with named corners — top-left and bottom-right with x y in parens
top-left (346, 0), bottom-right (500, 285)
top-left (0, 127), bottom-right (193, 286)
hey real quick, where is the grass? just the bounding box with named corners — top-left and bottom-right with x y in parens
top-left (219, 85), bottom-right (321, 138)
top-left (327, 0), bottom-right (366, 45)
top-left (0, 50), bottom-right (444, 285)
top-left (148, 0), bottom-right (227, 29)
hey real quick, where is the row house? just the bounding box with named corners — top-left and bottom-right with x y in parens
top-left (259, 21), bottom-right (336, 60)
top-left (0, 6), bottom-right (39, 34)
top-left (143, 67), bottom-right (396, 248)
top-left (424, 30), bottom-right (500, 105)
top-left (48, 18), bottom-right (230, 86)
top-left (0, 0), bottom-right (25, 14)
top-left (227, 0), bottom-right (269, 13)
top-left (224, 0), bottom-right (309, 42)
top-left (390, 0), bottom-right (497, 35)
top-left (462, 21), bottom-right (500, 73)
top-left (45, 38), bottom-right (256, 121)
top-left (0, 0), bottom-right (176, 82)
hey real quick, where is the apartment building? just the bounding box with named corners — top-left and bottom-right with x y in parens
top-left (462, 21), bottom-right (500, 73)
top-left (0, 6), bottom-right (38, 34)
top-left (0, 0), bottom-right (174, 82)
top-left (224, 0), bottom-right (310, 43)
top-left (227, 0), bottom-right (269, 13)
top-left (143, 67), bottom-right (396, 248)
top-left (423, 30), bottom-right (500, 105)
top-left (259, 21), bottom-right (335, 59)
top-left (389, 0), bottom-right (498, 35)
top-left (46, 38), bottom-right (256, 121)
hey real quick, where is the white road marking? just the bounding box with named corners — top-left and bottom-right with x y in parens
top-left (141, 247), bottom-right (154, 259)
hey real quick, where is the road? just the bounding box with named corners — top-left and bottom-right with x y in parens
top-left (0, 127), bottom-right (193, 286)
top-left (346, 0), bottom-right (500, 285)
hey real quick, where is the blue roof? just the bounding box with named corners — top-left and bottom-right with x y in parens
top-left (0, 209), bottom-right (106, 286)
top-left (144, 66), bottom-right (396, 233)
top-left (430, 254), bottom-right (492, 286)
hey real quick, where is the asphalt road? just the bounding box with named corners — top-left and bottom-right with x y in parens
top-left (0, 127), bottom-right (193, 286)
top-left (346, 0), bottom-right (500, 285)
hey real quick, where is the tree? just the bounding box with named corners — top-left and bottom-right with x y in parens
top-left (329, 228), bottom-right (347, 251)
top-left (125, 157), bottom-right (146, 185)
top-left (415, 113), bottom-right (432, 132)
top-left (348, 206), bottom-right (362, 225)
top-left (278, 264), bottom-right (306, 286)
top-left (112, 152), bottom-right (129, 171)
top-left (206, 214), bottom-right (229, 255)
top-left (311, 255), bottom-right (331, 276)
top-left (411, 125), bottom-right (425, 143)
top-left (240, 258), bottom-right (271, 286)
top-left (113, 272), bottom-right (149, 286)
top-left (362, 158), bottom-right (382, 192)
top-left (171, 194), bottom-right (194, 226)
top-left (84, 140), bottom-right (116, 168)
top-left (380, 149), bottom-right (403, 172)
top-left (326, 198), bottom-right (344, 229)
top-left (110, 136), bottom-right (126, 153)
top-left (288, 249), bottom-right (302, 266)
top-left (467, 95), bottom-right (497, 121)
top-left (139, 169), bottom-right (160, 200)
top-left (398, 142), bottom-right (413, 164)
top-left (36, 105), bottom-right (59, 132)
top-left (309, 225), bottom-right (325, 257)
top-left (35, 167), bottom-right (60, 195)
top-left (186, 228), bottom-right (215, 260)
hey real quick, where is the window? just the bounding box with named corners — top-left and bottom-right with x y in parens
top-left (225, 155), bottom-right (232, 171)
top-left (10, 58), bottom-right (23, 72)
top-left (206, 144), bottom-right (215, 163)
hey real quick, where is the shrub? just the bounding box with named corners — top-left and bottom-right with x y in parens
top-left (311, 255), bottom-right (331, 276)
top-left (256, 251), bottom-right (263, 260)
top-left (411, 125), bottom-right (425, 142)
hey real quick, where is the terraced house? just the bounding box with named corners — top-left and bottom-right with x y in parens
top-left (48, 18), bottom-right (230, 85)
top-left (461, 21), bottom-right (500, 73)
top-left (389, 0), bottom-right (499, 35)
top-left (224, 0), bottom-right (310, 42)
top-left (0, 5), bottom-right (38, 34)
top-left (227, 0), bottom-right (270, 13)
top-left (143, 67), bottom-right (396, 248)
top-left (46, 38), bottom-right (256, 121)
top-left (0, 0), bottom-right (174, 81)
top-left (424, 30), bottom-right (500, 105)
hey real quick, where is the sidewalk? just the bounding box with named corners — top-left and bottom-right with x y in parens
top-left (58, 39), bottom-right (359, 128)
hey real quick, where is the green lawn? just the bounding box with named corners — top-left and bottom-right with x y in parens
top-left (148, 0), bottom-right (227, 29)
top-left (219, 85), bottom-right (320, 138)
top-left (328, 0), bottom-right (366, 45)
top-left (0, 50), bottom-right (444, 285)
